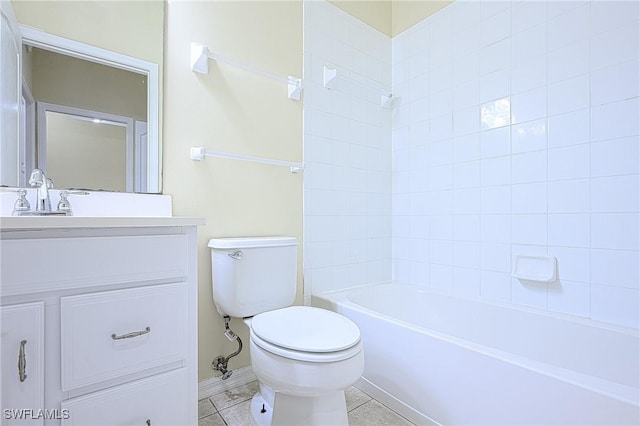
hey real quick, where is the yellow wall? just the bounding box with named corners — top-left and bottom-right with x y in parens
top-left (329, 0), bottom-right (392, 36)
top-left (391, 0), bottom-right (452, 36)
top-left (328, 0), bottom-right (452, 37)
top-left (11, 0), bottom-right (163, 64)
top-left (163, 0), bottom-right (303, 379)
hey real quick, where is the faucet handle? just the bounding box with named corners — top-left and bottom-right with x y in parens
top-left (57, 190), bottom-right (89, 216)
top-left (12, 189), bottom-right (31, 215)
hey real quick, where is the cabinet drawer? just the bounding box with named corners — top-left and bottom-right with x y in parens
top-left (1, 234), bottom-right (187, 295)
top-left (61, 283), bottom-right (187, 391)
top-left (61, 368), bottom-right (189, 426)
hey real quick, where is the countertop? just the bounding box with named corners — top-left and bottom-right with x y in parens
top-left (0, 216), bottom-right (205, 230)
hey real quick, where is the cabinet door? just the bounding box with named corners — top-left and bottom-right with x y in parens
top-left (1, 302), bottom-right (44, 426)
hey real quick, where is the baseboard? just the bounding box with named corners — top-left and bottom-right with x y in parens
top-left (355, 377), bottom-right (439, 426)
top-left (198, 366), bottom-right (257, 400)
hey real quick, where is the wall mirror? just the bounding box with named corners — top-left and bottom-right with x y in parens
top-left (10, 25), bottom-right (160, 193)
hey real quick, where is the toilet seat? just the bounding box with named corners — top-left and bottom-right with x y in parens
top-left (250, 306), bottom-right (361, 363)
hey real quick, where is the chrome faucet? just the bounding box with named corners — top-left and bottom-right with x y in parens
top-left (28, 169), bottom-right (53, 212)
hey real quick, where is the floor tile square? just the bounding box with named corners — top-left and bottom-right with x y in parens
top-left (345, 386), bottom-right (372, 411)
top-left (348, 399), bottom-right (415, 426)
top-left (210, 380), bottom-right (259, 411)
top-left (219, 399), bottom-right (253, 426)
top-left (198, 398), bottom-right (216, 419)
top-left (197, 413), bottom-right (226, 426)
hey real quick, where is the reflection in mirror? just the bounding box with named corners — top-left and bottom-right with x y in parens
top-left (39, 103), bottom-right (144, 192)
top-left (8, 26), bottom-right (160, 193)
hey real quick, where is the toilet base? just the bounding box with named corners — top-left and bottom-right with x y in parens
top-left (250, 393), bottom-right (273, 426)
top-left (250, 388), bottom-right (349, 426)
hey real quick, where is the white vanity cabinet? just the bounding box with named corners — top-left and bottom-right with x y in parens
top-left (0, 217), bottom-right (203, 426)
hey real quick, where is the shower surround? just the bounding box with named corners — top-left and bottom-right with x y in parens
top-left (303, 0), bottom-right (639, 422)
top-left (304, 0), bottom-right (639, 329)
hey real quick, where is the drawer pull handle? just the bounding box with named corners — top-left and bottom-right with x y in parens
top-left (18, 340), bottom-right (27, 382)
top-left (111, 327), bottom-right (151, 340)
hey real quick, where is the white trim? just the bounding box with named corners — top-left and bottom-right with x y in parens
top-left (134, 121), bottom-right (148, 193)
top-left (37, 102), bottom-right (135, 191)
top-left (20, 25), bottom-right (160, 193)
top-left (198, 366), bottom-right (257, 400)
top-left (21, 26), bottom-right (152, 75)
top-left (21, 80), bottom-right (36, 186)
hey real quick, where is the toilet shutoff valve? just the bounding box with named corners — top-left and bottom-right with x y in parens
top-left (224, 329), bottom-right (237, 341)
top-left (212, 315), bottom-right (243, 380)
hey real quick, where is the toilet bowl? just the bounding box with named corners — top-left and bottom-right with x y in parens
top-left (209, 237), bottom-right (364, 425)
top-left (246, 306), bottom-right (364, 425)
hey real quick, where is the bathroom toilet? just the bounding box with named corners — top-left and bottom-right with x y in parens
top-left (209, 237), bottom-right (364, 426)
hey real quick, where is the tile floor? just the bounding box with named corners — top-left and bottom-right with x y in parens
top-left (198, 381), bottom-right (416, 426)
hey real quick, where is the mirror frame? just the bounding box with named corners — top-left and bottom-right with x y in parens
top-left (20, 25), bottom-right (160, 193)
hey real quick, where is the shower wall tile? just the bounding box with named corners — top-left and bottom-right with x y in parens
top-left (392, 0), bottom-right (640, 328)
top-left (590, 137), bottom-right (639, 177)
top-left (590, 22), bottom-right (640, 70)
top-left (547, 280), bottom-right (590, 318)
top-left (547, 246), bottom-right (590, 283)
top-left (591, 249), bottom-right (640, 290)
top-left (480, 270), bottom-right (511, 302)
top-left (591, 98), bottom-right (640, 142)
top-left (591, 284), bottom-right (640, 328)
top-left (591, 0), bottom-right (639, 35)
top-left (511, 279), bottom-right (548, 310)
top-left (547, 179), bottom-right (590, 214)
top-left (547, 40), bottom-right (589, 84)
top-left (590, 59), bottom-right (639, 106)
top-left (547, 74), bottom-right (590, 116)
top-left (304, 0), bottom-right (392, 295)
top-left (590, 175), bottom-right (639, 213)
top-left (547, 109), bottom-right (590, 148)
top-left (547, 144), bottom-right (589, 181)
top-left (591, 213), bottom-right (639, 251)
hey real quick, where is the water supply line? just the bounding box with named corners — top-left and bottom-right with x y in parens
top-left (212, 315), bottom-right (243, 380)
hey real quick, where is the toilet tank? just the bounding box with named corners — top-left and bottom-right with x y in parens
top-left (209, 237), bottom-right (298, 318)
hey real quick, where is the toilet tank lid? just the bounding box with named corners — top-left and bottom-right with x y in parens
top-left (208, 236), bottom-right (298, 249)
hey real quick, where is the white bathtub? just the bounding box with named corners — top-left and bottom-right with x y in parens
top-left (312, 282), bottom-right (640, 425)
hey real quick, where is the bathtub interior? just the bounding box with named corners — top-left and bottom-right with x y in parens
top-left (318, 282), bottom-right (640, 400)
top-left (350, 283), bottom-right (639, 390)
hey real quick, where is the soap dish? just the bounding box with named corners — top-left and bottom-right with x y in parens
top-left (512, 255), bottom-right (557, 282)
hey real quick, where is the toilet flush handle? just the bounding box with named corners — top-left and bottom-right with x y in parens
top-left (228, 250), bottom-right (243, 260)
